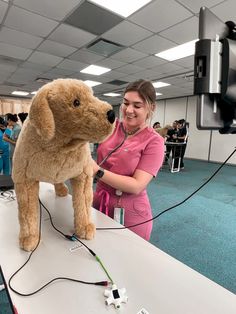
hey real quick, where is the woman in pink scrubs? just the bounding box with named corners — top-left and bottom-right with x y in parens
top-left (93, 80), bottom-right (164, 240)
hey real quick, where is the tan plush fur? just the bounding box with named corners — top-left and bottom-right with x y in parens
top-left (155, 125), bottom-right (172, 138)
top-left (12, 78), bottom-right (115, 251)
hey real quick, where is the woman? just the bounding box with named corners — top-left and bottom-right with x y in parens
top-left (0, 117), bottom-right (10, 175)
top-left (3, 113), bottom-right (21, 172)
top-left (93, 79), bottom-right (164, 241)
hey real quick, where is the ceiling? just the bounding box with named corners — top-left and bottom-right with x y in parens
top-left (0, 0), bottom-right (234, 105)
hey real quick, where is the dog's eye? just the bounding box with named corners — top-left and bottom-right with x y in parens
top-left (73, 99), bottom-right (80, 107)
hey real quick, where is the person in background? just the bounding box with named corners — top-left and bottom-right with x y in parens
top-left (93, 79), bottom-right (165, 241)
top-left (173, 119), bottom-right (188, 170)
top-left (18, 112), bottom-right (28, 124)
top-left (164, 120), bottom-right (178, 163)
top-left (0, 117), bottom-right (10, 175)
top-left (3, 114), bottom-right (21, 173)
top-left (152, 121), bottom-right (161, 130)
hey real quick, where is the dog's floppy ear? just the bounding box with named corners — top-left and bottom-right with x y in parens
top-left (29, 88), bottom-right (55, 141)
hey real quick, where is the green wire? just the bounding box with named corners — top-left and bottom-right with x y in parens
top-left (95, 255), bottom-right (114, 284)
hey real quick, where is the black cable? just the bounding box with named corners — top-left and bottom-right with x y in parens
top-left (96, 146), bottom-right (236, 230)
top-left (38, 199), bottom-right (68, 238)
top-left (8, 202), bottom-right (108, 297)
top-left (98, 123), bottom-right (127, 167)
top-left (10, 147), bottom-right (235, 296)
top-left (39, 201), bottom-right (96, 256)
top-left (9, 276), bottom-right (108, 297)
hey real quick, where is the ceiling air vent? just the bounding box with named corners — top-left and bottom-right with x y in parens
top-left (35, 78), bottom-right (52, 83)
top-left (107, 80), bottom-right (128, 86)
top-left (87, 38), bottom-right (124, 57)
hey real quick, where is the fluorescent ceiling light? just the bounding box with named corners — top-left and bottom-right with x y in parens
top-left (155, 39), bottom-right (198, 61)
top-left (84, 80), bottom-right (102, 87)
top-left (104, 92), bottom-right (121, 97)
top-left (152, 81), bottom-right (170, 88)
top-left (31, 91), bottom-right (38, 95)
top-left (12, 91), bottom-right (29, 96)
top-left (156, 92), bottom-right (163, 96)
top-left (89, 0), bottom-right (151, 17)
top-left (80, 65), bottom-right (111, 75)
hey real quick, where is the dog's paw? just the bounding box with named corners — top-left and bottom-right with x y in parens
top-left (75, 223), bottom-right (96, 240)
top-left (54, 183), bottom-right (69, 197)
top-left (19, 235), bottom-right (39, 252)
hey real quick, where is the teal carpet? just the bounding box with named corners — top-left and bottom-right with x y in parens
top-left (148, 158), bottom-right (236, 294)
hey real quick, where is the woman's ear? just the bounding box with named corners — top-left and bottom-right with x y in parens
top-left (29, 88), bottom-right (55, 141)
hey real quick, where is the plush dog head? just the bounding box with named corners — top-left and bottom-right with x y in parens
top-left (29, 78), bottom-right (115, 143)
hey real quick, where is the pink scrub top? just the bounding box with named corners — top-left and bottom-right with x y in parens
top-left (93, 120), bottom-right (164, 240)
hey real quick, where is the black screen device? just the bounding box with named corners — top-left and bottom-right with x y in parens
top-left (194, 6), bottom-right (236, 133)
top-left (0, 175), bottom-right (14, 191)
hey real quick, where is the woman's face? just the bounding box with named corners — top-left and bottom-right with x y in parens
top-left (121, 91), bottom-right (150, 130)
top-left (7, 119), bottom-right (13, 127)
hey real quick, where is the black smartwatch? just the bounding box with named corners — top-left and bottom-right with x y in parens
top-left (94, 167), bottom-right (105, 183)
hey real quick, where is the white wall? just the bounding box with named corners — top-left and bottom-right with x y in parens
top-left (185, 96), bottom-right (211, 160)
top-left (152, 99), bottom-right (165, 127)
top-left (164, 97), bottom-right (187, 125)
top-left (210, 131), bottom-right (236, 164)
top-left (152, 95), bottom-right (236, 165)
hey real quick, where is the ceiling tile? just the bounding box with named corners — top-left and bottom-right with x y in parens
top-left (0, 64), bottom-right (17, 76)
top-left (132, 34), bottom-right (175, 55)
top-left (129, 0), bottom-right (192, 32)
top-left (0, 42), bottom-right (32, 60)
top-left (43, 68), bottom-right (76, 77)
top-left (39, 70), bottom-right (75, 80)
top-left (173, 55), bottom-right (194, 69)
top-left (152, 62), bottom-right (185, 75)
top-left (37, 40), bottom-right (77, 58)
top-left (0, 26), bottom-right (43, 49)
top-left (159, 17), bottom-right (199, 43)
top-left (0, 1), bottom-right (8, 23)
top-left (0, 0), bottom-right (222, 98)
top-left (111, 48), bottom-right (147, 63)
top-left (57, 59), bottom-right (88, 72)
top-left (49, 24), bottom-right (96, 48)
top-left (121, 74), bottom-right (143, 82)
top-left (93, 83), bottom-right (118, 93)
top-left (0, 85), bottom-right (18, 94)
top-left (13, 0), bottom-right (82, 20)
top-left (102, 70), bottom-right (127, 80)
top-left (19, 61), bottom-right (51, 72)
top-left (132, 56), bottom-right (166, 68)
top-left (136, 69), bottom-right (160, 80)
top-left (103, 21), bottom-right (153, 46)
top-left (0, 55), bottom-right (22, 68)
top-left (4, 6), bottom-right (59, 37)
top-left (96, 58), bottom-right (126, 69)
top-left (211, 0), bottom-right (236, 22)
top-left (0, 74), bottom-right (12, 84)
top-left (10, 68), bottom-right (42, 81)
top-left (116, 64), bottom-right (143, 75)
top-left (69, 49), bottom-right (105, 63)
top-left (64, 1), bottom-right (123, 35)
top-left (28, 51), bottom-right (63, 67)
top-left (177, 0), bottom-right (224, 14)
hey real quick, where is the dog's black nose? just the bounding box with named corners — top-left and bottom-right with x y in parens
top-left (107, 110), bottom-right (115, 124)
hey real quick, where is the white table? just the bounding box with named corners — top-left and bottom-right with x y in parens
top-left (0, 183), bottom-right (236, 314)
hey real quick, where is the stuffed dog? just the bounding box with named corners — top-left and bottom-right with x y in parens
top-left (12, 78), bottom-right (115, 251)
